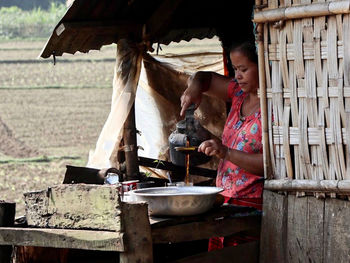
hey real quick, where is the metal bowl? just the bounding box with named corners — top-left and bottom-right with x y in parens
top-left (130, 186), bottom-right (223, 216)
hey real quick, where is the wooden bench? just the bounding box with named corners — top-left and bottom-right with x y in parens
top-left (0, 185), bottom-right (261, 262)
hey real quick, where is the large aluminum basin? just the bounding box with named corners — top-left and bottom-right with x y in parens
top-left (130, 186), bottom-right (223, 216)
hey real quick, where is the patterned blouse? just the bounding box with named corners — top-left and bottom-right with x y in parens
top-left (216, 80), bottom-right (264, 200)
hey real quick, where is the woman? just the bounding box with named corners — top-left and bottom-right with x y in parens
top-left (181, 41), bottom-right (263, 209)
top-left (181, 41), bottom-right (263, 250)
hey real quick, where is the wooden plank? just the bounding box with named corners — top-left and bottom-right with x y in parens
top-left (120, 202), bottom-right (153, 263)
top-left (286, 192), bottom-right (307, 262)
top-left (287, 195), bottom-right (324, 263)
top-left (150, 205), bottom-right (257, 228)
top-left (24, 184), bottom-right (121, 231)
top-left (172, 240), bottom-right (259, 263)
top-left (152, 216), bottom-right (261, 244)
top-left (324, 198), bottom-right (350, 262)
top-left (306, 196), bottom-right (325, 262)
top-left (260, 190), bottom-right (288, 263)
top-left (0, 202), bottom-right (15, 263)
top-left (0, 227), bottom-right (124, 252)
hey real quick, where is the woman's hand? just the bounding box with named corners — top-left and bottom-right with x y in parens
top-left (180, 71), bottom-right (214, 116)
top-left (180, 71), bottom-right (231, 116)
top-left (180, 74), bottom-right (205, 116)
top-left (198, 138), bottom-right (227, 159)
top-left (199, 139), bottom-right (264, 176)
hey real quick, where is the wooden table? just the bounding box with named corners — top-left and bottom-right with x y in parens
top-left (0, 205), bottom-right (261, 263)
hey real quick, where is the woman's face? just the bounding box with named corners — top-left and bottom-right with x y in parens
top-left (229, 50), bottom-right (259, 94)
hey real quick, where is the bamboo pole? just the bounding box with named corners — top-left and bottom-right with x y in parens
top-left (254, 0), bottom-right (350, 23)
top-left (265, 179), bottom-right (350, 194)
top-left (257, 23), bottom-right (272, 179)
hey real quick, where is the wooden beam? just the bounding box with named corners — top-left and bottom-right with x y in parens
top-left (152, 216), bottom-right (261, 244)
top-left (0, 202), bottom-right (15, 263)
top-left (146, 0), bottom-right (184, 39)
top-left (0, 227), bottom-right (125, 252)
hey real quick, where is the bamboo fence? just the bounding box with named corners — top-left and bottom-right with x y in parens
top-left (254, 0), bottom-right (350, 194)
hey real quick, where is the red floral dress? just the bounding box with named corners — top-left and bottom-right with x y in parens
top-left (208, 80), bottom-right (264, 252)
top-left (217, 80), bottom-right (264, 207)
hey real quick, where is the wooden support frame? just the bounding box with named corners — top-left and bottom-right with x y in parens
top-left (0, 195), bottom-right (261, 263)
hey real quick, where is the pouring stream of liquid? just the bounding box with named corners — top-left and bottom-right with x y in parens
top-left (185, 139), bottom-right (190, 185)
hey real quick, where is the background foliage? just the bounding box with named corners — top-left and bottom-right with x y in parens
top-left (0, 2), bottom-right (67, 39)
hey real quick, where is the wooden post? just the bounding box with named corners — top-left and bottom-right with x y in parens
top-left (124, 103), bottom-right (140, 180)
top-left (0, 202), bottom-right (15, 263)
top-left (111, 39), bottom-right (142, 181)
top-left (120, 202), bottom-right (153, 263)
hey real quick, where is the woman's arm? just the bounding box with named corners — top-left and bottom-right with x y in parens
top-left (180, 71), bottom-right (230, 116)
top-left (198, 138), bottom-right (264, 176)
top-left (225, 148), bottom-right (264, 176)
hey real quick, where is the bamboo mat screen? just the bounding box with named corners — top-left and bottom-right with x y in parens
top-left (255, 0), bottom-right (350, 181)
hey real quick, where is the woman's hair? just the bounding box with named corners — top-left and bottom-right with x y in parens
top-left (228, 41), bottom-right (258, 65)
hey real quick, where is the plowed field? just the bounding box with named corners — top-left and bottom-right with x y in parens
top-left (0, 40), bottom-right (115, 215)
top-left (0, 38), bottom-right (221, 215)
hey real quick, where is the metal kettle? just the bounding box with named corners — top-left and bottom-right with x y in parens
top-left (168, 104), bottom-right (211, 166)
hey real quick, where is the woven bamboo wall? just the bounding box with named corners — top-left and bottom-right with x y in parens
top-left (254, 0), bottom-right (350, 181)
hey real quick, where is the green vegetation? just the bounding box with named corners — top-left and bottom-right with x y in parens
top-left (0, 2), bottom-right (66, 40)
top-left (0, 155), bottom-right (81, 164)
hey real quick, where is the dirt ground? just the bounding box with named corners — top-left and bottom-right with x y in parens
top-left (0, 40), bottom-right (115, 215)
top-left (0, 38), bottom-right (221, 216)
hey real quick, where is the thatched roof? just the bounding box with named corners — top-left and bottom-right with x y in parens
top-left (40, 0), bottom-right (255, 58)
